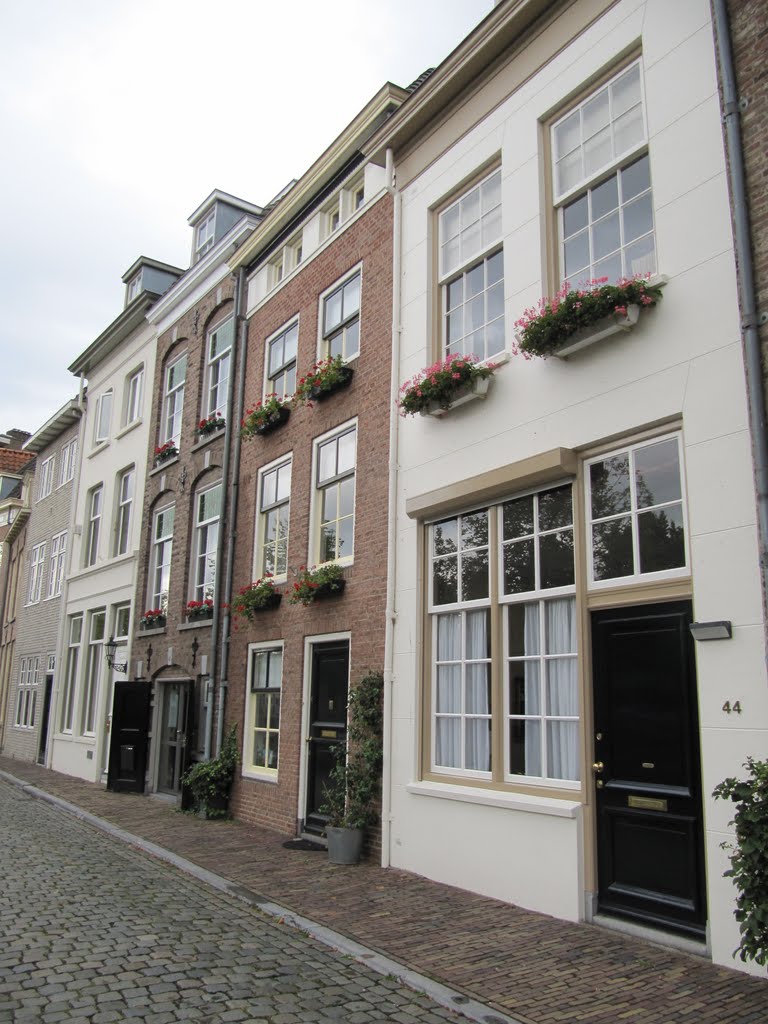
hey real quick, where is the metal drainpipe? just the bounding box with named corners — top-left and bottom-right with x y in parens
top-left (205, 268), bottom-right (246, 760)
top-left (712, 0), bottom-right (768, 600)
top-left (381, 147), bottom-right (401, 868)
top-left (214, 267), bottom-right (248, 756)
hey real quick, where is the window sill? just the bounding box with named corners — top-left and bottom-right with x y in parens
top-left (178, 619), bottom-right (213, 631)
top-left (115, 418), bottom-right (143, 441)
top-left (191, 429), bottom-right (225, 453)
top-left (420, 375), bottom-right (491, 418)
top-left (150, 455), bottom-right (179, 477)
top-left (406, 780), bottom-right (581, 818)
top-left (240, 769), bottom-right (278, 785)
top-left (88, 441), bottom-right (110, 459)
top-left (138, 625), bottom-right (166, 637)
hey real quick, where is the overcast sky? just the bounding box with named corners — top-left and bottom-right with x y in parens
top-left (0, 0), bottom-right (491, 436)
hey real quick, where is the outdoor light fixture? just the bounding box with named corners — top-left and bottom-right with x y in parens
top-left (689, 620), bottom-right (732, 641)
top-left (104, 636), bottom-right (128, 673)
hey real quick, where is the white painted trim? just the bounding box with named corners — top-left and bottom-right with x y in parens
top-left (406, 779), bottom-right (582, 818)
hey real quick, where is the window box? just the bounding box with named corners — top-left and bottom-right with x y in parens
top-left (242, 397), bottom-right (291, 440)
top-left (295, 357), bottom-right (354, 406)
top-left (233, 578), bottom-right (282, 621)
top-left (197, 415), bottom-right (225, 438)
top-left (308, 365), bottom-right (354, 402)
top-left (552, 304), bottom-right (639, 357)
top-left (253, 406), bottom-right (291, 436)
top-left (186, 600), bottom-right (214, 622)
top-left (289, 564), bottom-right (346, 605)
top-left (140, 614), bottom-right (166, 631)
top-left (421, 375), bottom-right (491, 417)
top-left (154, 442), bottom-right (178, 466)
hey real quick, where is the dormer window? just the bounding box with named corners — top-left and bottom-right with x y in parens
top-left (195, 210), bottom-right (216, 261)
top-left (126, 274), bottom-right (141, 304)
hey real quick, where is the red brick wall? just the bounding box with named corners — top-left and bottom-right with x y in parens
top-left (226, 193), bottom-right (394, 837)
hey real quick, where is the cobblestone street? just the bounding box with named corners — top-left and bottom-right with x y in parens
top-left (0, 782), bottom-right (466, 1024)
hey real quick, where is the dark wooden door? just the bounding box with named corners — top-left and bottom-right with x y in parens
top-left (37, 675), bottom-right (54, 765)
top-left (157, 681), bottom-right (191, 794)
top-left (107, 681), bottom-right (152, 793)
top-left (591, 602), bottom-right (706, 938)
top-left (304, 641), bottom-right (349, 835)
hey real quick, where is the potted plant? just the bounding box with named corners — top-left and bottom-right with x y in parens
top-left (197, 412), bottom-right (225, 437)
top-left (181, 725), bottom-right (239, 819)
top-left (241, 394), bottom-right (291, 438)
top-left (294, 355), bottom-right (353, 405)
top-left (154, 441), bottom-right (178, 465)
top-left (185, 598), bottom-right (214, 621)
top-left (289, 563), bottom-right (345, 605)
top-left (321, 671), bottom-right (383, 864)
top-left (231, 576), bottom-right (282, 619)
top-left (514, 275), bottom-right (664, 358)
top-left (398, 354), bottom-right (499, 417)
top-left (140, 608), bottom-right (166, 630)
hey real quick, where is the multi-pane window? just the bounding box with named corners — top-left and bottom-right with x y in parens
top-left (85, 486), bottom-right (103, 567)
top-left (162, 354), bottom-right (187, 447)
top-left (315, 426), bottom-right (356, 563)
top-left (258, 459), bottom-right (291, 578)
top-left (126, 274), bottom-right (141, 303)
top-left (113, 604), bottom-right (131, 640)
top-left (428, 485), bottom-right (579, 787)
top-left (195, 210), bottom-right (215, 261)
top-left (125, 367), bottom-right (144, 425)
top-left (37, 456), bottom-right (55, 500)
top-left (553, 61), bottom-right (654, 284)
top-left (205, 318), bottom-right (234, 418)
top-left (150, 505), bottom-right (175, 613)
top-left (82, 611), bottom-right (105, 735)
top-left (15, 656), bottom-right (39, 729)
top-left (267, 322), bottom-right (298, 399)
top-left (114, 468), bottom-right (134, 557)
top-left (587, 434), bottom-right (687, 586)
top-left (27, 542), bottom-right (46, 604)
top-left (324, 195), bottom-right (342, 236)
top-left (94, 391), bottom-right (113, 444)
top-left (439, 168), bottom-right (504, 362)
top-left (192, 484), bottom-right (222, 602)
top-left (47, 531), bottom-right (67, 599)
top-left (245, 644), bottom-right (283, 775)
top-left (59, 439), bottom-right (77, 486)
top-left (322, 272), bottom-right (360, 361)
top-left (61, 615), bottom-right (83, 733)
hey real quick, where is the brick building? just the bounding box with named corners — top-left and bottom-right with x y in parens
top-left (223, 84), bottom-right (405, 837)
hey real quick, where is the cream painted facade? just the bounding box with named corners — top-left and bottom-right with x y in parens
top-left (380, 0), bottom-right (767, 975)
top-left (49, 311), bottom-right (160, 784)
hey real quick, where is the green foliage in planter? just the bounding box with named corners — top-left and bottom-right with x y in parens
top-left (293, 356), bottom-right (351, 406)
top-left (514, 276), bottom-right (663, 358)
top-left (289, 563), bottom-right (345, 605)
top-left (181, 726), bottom-right (238, 820)
top-left (321, 671), bottom-right (383, 830)
top-left (231, 577), bottom-right (280, 620)
top-left (397, 354), bottom-right (498, 416)
top-left (713, 757), bottom-right (768, 966)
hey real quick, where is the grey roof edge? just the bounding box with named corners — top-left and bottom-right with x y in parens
top-left (23, 398), bottom-right (82, 453)
top-left (121, 256), bottom-right (186, 284)
top-left (68, 291), bottom-right (160, 376)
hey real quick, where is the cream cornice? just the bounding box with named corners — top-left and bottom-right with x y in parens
top-left (68, 293), bottom-right (159, 376)
top-left (228, 82), bottom-right (409, 273)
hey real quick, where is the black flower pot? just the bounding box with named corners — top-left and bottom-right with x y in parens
top-left (247, 591), bottom-right (282, 614)
top-left (254, 406), bottom-right (291, 435)
top-left (308, 366), bottom-right (354, 402)
top-left (315, 579), bottom-right (346, 600)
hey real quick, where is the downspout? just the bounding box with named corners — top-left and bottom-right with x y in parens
top-left (205, 268), bottom-right (246, 759)
top-left (381, 146), bottom-right (401, 867)
top-left (214, 266), bottom-right (248, 756)
top-left (712, 0), bottom-right (768, 599)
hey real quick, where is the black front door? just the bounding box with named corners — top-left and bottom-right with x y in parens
top-left (591, 602), bottom-right (706, 938)
top-left (37, 675), bottom-right (54, 765)
top-left (107, 681), bottom-right (152, 793)
top-left (304, 641), bottom-right (349, 835)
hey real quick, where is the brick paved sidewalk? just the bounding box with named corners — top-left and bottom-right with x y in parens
top-left (1, 756), bottom-right (766, 1024)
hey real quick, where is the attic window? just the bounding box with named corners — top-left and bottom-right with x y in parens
top-left (126, 275), bottom-right (142, 304)
top-left (196, 210), bottom-right (216, 261)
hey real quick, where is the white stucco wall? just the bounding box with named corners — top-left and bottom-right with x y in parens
top-left (389, 0), bottom-right (768, 972)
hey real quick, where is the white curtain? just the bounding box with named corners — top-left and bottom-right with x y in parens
top-left (465, 610), bottom-right (490, 771)
top-left (436, 613), bottom-right (461, 767)
top-left (546, 598), bottom-right (579, 781)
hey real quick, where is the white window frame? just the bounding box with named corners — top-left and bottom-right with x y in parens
top-left (85, 485), bottom-right (103, 567)
top-left (93, 390), bottom-right (113, 445)
top-left (319, 267), bottom-right (361, 362)
top-left (162, 352), bottom-right (187, 448)
top-left (311, 421), bottom-right (357, 566)
top-left (15, 656), bottom-right (39, 729)
top-left (37, 456), bottom-right (55, 501)
top-left (126, 274), bottom-right (141, 303)
top-left (585, 432), bottom-right (689, 590)
top-left (113, 603), bottom-right (131, 641)
top-left (47, 531), bottom-right (67, 599)
top-left (61, 615), bottom-right (83, 733)
top-left (255, 455), bottom-right (292, 581)
top-left (124, 366), bottom-right (144, 426)
top-left (192, 483), bottom-right (222, 603)
top-left (242, 641), bottom-right (284, 779)
top-left (204, 317), bottom-right (234, 419)
top-left (552, 59), bottom-right (654, 285)
top-left (265, 319), bottom-right (299, 401)
top-left (114, 467), bottom-right (135, 557)
top-left (438, 167), bottom-right (504, 363)
top-left (149, 504), bottom-right (175, 613)
top-left (58, 439), bottom-right (77, 487)
top-left (27, 541), bottom-right (46, 604)
top-left (81, 610), bottom-right (105, 736)
top-left (195, 210), bottom-right (215, 261)
top-left (323, 193), bottom-right (342, 237)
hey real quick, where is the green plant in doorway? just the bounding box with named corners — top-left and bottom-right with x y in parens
top-left (181, 725), bottom-right (239, 820)
top-left (713, 756), bottom-right (768, 966)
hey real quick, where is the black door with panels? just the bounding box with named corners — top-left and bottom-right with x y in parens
top-left (304, 641), bottom-right (349, 835)
top-left (591, 602), bottom-right (706, 938)
top-left (107, 681), bottom-right (152, 793)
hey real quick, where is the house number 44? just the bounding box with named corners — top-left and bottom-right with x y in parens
top-left (722, 700), bottom-right (743, 714)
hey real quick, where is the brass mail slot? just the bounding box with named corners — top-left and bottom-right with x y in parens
top-left (321, 729), bottom-right (336, 739)
top-left (628, 795), bottom-right (668, 812)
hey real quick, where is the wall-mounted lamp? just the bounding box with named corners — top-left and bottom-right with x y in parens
top-left (689, 620), bottom-right (732, 641)
top-left (104, 636), bottom-right (128, 672)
